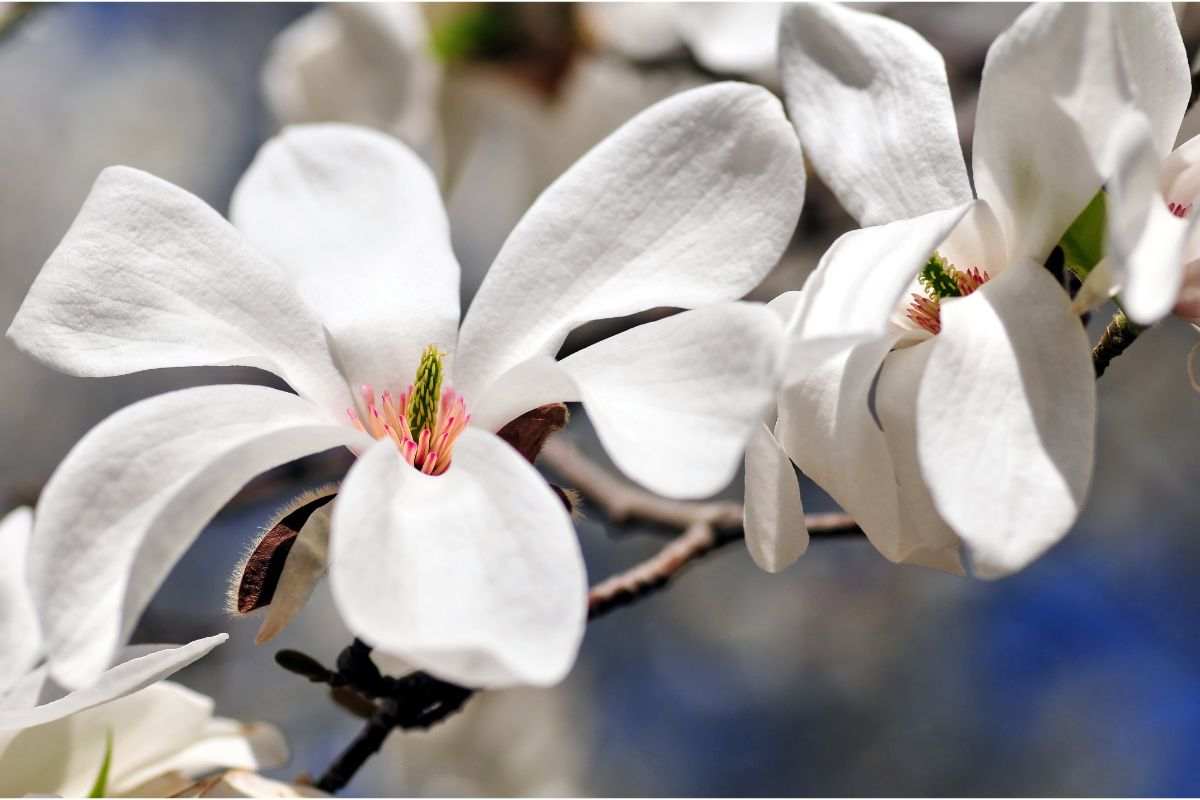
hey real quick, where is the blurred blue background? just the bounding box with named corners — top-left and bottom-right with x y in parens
top-left (2, 3), bottom-right (1200, 795)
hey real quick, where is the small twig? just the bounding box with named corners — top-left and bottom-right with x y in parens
top-left (539, 437), bottom-right (861, 540)
top-left (1092, 310), bottom-right (1146, 378)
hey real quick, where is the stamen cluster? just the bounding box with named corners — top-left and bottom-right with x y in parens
top-left (347, 346), bottom-right (470, 475)
top-left (905, 253), bottom-right (990, 335)
top-left (1168, 201), bottom-right (1192, 219)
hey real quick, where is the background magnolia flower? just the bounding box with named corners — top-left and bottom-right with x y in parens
top-left (749, 3), bottom-right (1168, 578)
top-left (9, 82), bottom-right (804, 692)
top-left (0, 508), bottom-right (286, 796)
top-left (1059, 6), bottom-right (1200, 327)
top-left (579, 2), bottom-right (781, 84)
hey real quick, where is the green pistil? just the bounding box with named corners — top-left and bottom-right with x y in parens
top-left (408, 345), bottom-right (445, 436)
top-left (919, 251), bottom-right (962, 300)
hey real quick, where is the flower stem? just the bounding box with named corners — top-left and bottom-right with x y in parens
top-left (1092, 310), bottom-right (1146, 378)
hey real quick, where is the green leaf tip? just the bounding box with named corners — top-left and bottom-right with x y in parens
top-left (87, 729), bottom-right (113, 798)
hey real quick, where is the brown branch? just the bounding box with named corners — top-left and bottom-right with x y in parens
top-left (539, 436), bottom-right (861, 540)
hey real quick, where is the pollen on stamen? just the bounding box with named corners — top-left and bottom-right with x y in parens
top-left (347, 347), bottom-right (470, 476)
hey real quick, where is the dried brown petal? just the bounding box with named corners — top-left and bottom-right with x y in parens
top-left (230, 486), bottom-right (337, 615)
top-left (496, 403), bottom-right (569, 463)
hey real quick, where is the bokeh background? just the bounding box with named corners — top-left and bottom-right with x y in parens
top-left (3, 2), bottom-right (1200, 795)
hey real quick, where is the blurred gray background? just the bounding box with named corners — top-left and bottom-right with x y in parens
top-left (2, 3), bottom-right (1200, 795)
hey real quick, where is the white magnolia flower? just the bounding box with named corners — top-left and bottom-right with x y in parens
top-left (748, 3), bottom-right (1157, 578)
top-left (1062, 7), bottom-right (1200, 325)
top-left (262, 3), bottom-right (441, 161)
top-left (9, 83), bottom-right (804, 690)
top-left (0, 508), bottom-right (286, 796)
top-left (580, 2), bottom-right (782, 84)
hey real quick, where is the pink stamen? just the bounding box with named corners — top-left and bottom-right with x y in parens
top-left (347, 380), bottom-right (469, 476)
top-left (1169, 201), bottom-right (1192, 219)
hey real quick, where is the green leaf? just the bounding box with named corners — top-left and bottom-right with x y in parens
top-left (430, 6), bottom-right (511, 64)
top-left (87, 729), bottom-right (113, 798)
top-left (1059, 190), bottom-right (1107, 280)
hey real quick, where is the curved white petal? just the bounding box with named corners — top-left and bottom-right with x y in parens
top-left (776, 336), bottom-right (960, 572)
top-left (0, 636), bottom-right (225, 733)
top-left (973, 4), bottom-right (1183, 262)
top-left (743, 422), bottom-right (807, 573)
top-left (30, 385), bottom-right (370, 689)
top-left (475, 303), bottom-right (784, 499)
top-left (0, 508), bottom-right (39, 692)
top-left (330, 430), bottom-right (586, 688)
top-left (791, 203), bottom-right (973, 344)
top-left (6, 167), bottom-right (351, 414)
top-left (917, 259), bottom-right (1095, 578)
top-left (778, 3), bottom-right (971, 227)
top-left (1115, 3), bottom-right (1190, 158)
top-left (230, 124), bottom-right (460, 392)
top-left (262, 4), bottom-right (441, 155)
top-left (677, 3), bottom-right (780, 79)
top-left (456, 82), bottom-right (805, 400)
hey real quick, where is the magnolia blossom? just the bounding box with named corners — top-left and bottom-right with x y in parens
top-left (746, 3), bottom-right (1166, 578)
top-left (1063, 7), bottom-right (1200, 325)
top-left (9, 82), bottom-right (804, 691)
top-left (0, 508), bottom-right (286, 796)
top-left (580, 2), bottom-right (782, 84)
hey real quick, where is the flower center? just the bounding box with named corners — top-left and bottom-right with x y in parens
top-left (904, 252), bottom-right (991, 335)
top-left (346, 345), bottom-right (470, 475)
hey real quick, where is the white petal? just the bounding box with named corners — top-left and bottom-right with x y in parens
top-left (776, 336), bottom-right (960, 572)
top-left (676, 3), bottom-right (781, 79)
top-left (230, 124), bottom-right (460, 392)
top-left (117, 716), bottom-right (289, 793)
top-left (6, 167), bottom-right (351, 414)
top-left (0, 508), bottom-right (39, 692)
top-left (743, 423), bottom-right (807, 573)
top-left (578, 3), bottom-right (686, 61)
top-left (455, 82), bottom-right (805, 400)
top-left (174, 770), bottom-right (327, 798)
top-left (917, 259), bottom-right (1095, 578)
top-left (29, 385), bottom-right (369, 689)
top-left (255, 503), bottom-right (332, 645)
top-left (1112, 3), bottom-right (1190, 159)
top-left (973, 4), bottom-right (1185, 261)
top-left (791, 203), bottom-right (973, 344)
top-left (262, 4), bottom-right (442, 155)
top-left (0, 636), bottom-right (225, 733)
top-left (474, 303), bottom-right (785, 499)
top-left (778, 3), bottom-right (971, 226)
top-left (330, 431), bottom-right (586, 688)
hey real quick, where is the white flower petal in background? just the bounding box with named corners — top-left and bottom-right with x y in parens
top-left (455, 81), bottom-right (804, 399)
top-left (28, 385), bottom-right (369, 689)
top-left (330, 430), bottom-right (585, 688)
top-left (0, 508), bottom-right (39, 690)
top-left (0, 681), bottom-right (285, 797)
top-left (779, 3), bottom-right (972, 228)
top-left (231, 123), bottom-right (461, 390)
top-left (262, 2), bottom-right (441, 159)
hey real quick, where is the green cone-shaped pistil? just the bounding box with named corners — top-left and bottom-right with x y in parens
top-left (408, 345), bottom-right (445, 435)
top-left (919, 252), bottom-right (962, 300)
